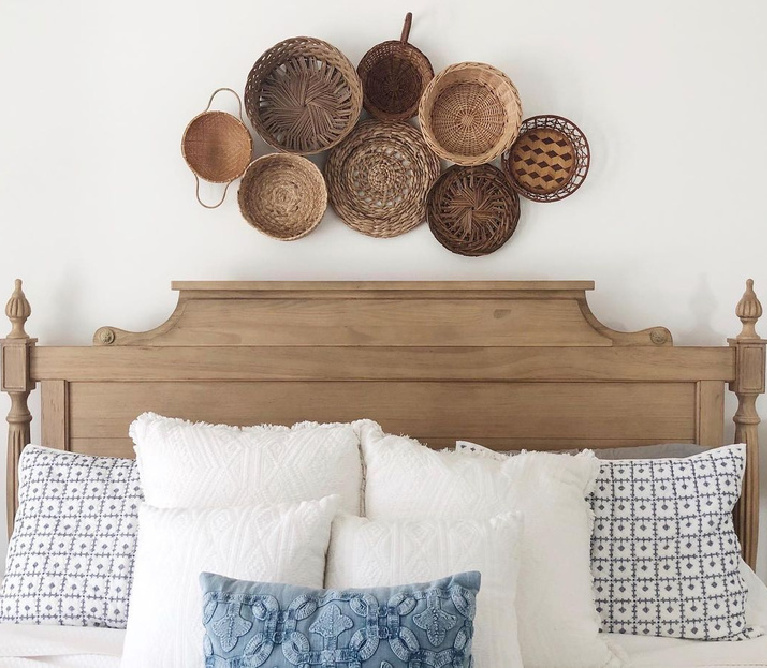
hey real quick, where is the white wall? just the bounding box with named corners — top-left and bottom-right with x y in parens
top-left (0, 0), bottom-right (766, 579)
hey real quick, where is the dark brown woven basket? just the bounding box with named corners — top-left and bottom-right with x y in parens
top-left (181, 88), bottom-right (253, 209)
top-left (237, 153), bottom-right (327, 240)
top-left (245, 37), bottom-right (363, 155)
top-left (357, 13), bottom-right (434, 122)
top-left (503, 115), bottom-right (590, 203)
top-left (419, 62), bottom-right (523, 166)
top-left (325, 119), bottom-right (440, 238)
top-left (427, 164), bottom-right (521, 256)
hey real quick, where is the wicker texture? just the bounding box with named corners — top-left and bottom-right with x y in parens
top-left (503, 115), bottom-right (590, 203)
top-left (419, 62), bottom-right (522, 166)
top-left (325, 119), bottom-right (440, 238)
top-left (245, 37), bottom-right (363, 155)
top-left (427, 164), bottom-right (520, 256)
top-left (357, 13), bottom-right (434, 121)
top-left (237, 154), bottom-right (327, 240)
top-left (181, 88), bottom-right (253, 209)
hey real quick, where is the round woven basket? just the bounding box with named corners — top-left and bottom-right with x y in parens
top-left (181, 88), bottom-right (253, 208)
top-left (237, 154), bottom-right (327, 240)
top-left (503, 115), bottom-right (590, 203)
top-left (419, 62), bottom-right (523, 166)
top-left (245, 37), bottom-right (363, 155)
top-left (357, 13), bottom-right (434, 121)
top-left (325, 119), bottom-right (441, 238)
top-left (427, 164), bottom-right (521, 256)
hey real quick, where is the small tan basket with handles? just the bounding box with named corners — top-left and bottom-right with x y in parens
top-left (181, 88), bottom-right (253, 209)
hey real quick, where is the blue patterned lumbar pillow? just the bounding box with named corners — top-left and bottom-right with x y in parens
top-left (200, 571), bottom-right (479, 667)
top-left (590, 443), bottom-right (763, 640)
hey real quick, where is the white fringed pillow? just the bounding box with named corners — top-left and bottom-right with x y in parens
top-left (129, 413), bottom-right (363, 514)
top-left (325, 513), bottom-right (524, 668)
top-left (359, 420), bottom-right (623, 668)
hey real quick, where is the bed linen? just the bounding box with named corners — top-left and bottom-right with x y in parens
top-left (0, 624), bottom-right (124, 667)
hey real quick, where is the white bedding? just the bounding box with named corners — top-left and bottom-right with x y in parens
top-left (0, 625), bottom-right (124, 668)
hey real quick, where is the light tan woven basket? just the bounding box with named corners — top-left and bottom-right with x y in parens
top-left (245, 37), bottom-right (363, 155)
top-left (181, 88), bottom-right (253, 209)
top-left (237, 154), bottom-right (327, 240)
top-left (325, 119), bottom-right (441, 237)
top-left (357, 13), bottom-right (434, 121)
top-left (419, 62), bottom-right (523, 166)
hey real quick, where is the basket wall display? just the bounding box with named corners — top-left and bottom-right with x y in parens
top-left (427, 164), bottom-right (521, 256)
top-left (419, 62), bottom-right (523, 166)
top-left (503, 115), bottom-right (590, 203)
top-left (325, 119), bottom-right (441, 238)
top-left (245, 37), bottom-right (363, 155)
top-left (181, 88), bottom-right (253, 209)
top-left (237, 153), bottom-right (327, 240)
top-left (357, 13), bottom-right (434, 121)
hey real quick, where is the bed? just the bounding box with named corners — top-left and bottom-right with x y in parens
top-left (1, 278), bottom-right (766, 667)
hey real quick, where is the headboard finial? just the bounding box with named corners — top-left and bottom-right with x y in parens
top-left (735, 278), bottom-right (762, 339)
top-left (5, 279), bottom-right (31, 340)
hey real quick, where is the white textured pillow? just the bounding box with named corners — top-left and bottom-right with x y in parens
top-left (130, 413), bottom-right (362, 514)
top-left (359, 421), bottom-right (623, 668)
top-left (325, 513), bottom-right (524, 668)
top-left (120, 496), bottom-right (337, 668)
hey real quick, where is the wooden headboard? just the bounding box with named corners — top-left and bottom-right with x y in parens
top-left (2, 280), bottom-right (765, 567)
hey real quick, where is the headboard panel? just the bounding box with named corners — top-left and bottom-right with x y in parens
top-left (2, 280), bottom-right (764, 567)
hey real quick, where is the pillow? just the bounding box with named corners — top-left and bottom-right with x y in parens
top-left (359, 421), bottom-right (623, 668)
top-left (457, 441), bottom-right (763, 641)
top-left (325, 513), bottom-right (524, 668)
top-left (457, 441), bottom-right (708, 460)
top-left (129, 413), bottom-right (362, 514)
top-left (120, 496), bottom-right (337, 668)
top-left (200, 570), bottom-right (479, 668)
top-left (592, 444), bottom-right (761, 640)
top-left (0, 446), bottom-right (142, 628)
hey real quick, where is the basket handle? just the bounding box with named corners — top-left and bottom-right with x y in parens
top-left (194, 175), bottom-right (233, 209)
top-left (203, 87), bottom-right (245, 123)
top-left (400, 12), bottom-right (413, 43)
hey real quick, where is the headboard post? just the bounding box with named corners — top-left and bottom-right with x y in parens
top-left (1, 280), bottom-right (36, 536)
top-left (729, 279), bottom-right (766, 568)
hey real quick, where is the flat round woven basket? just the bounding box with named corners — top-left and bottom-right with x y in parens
top-left (325, 119), bottom-right (441, 238)
top-left (503, 115), bottom-right (590, 203)
top-left (357, 13), bottom-right (434, 121)
top-left (245, 37), bottom-right (363, 155)
top-left (427, 164), bottom-right (520, 256)
top-left (419, 62), bottom-right (522, 166)
top-left (181, 88), bottom-right (253, 208)
top-left (237, 154), bottom-right (327, 240)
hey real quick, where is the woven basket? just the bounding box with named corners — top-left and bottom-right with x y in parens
top-left (325, 119), bottom-right (440, 238)
top-left (357, 13), bottom-right (434, 121)
top-left (181, 88), bottom-right (253, 208)
top-left (237, 154), bottom-right (327, 240)
top-left (419, 62), bottom-right (522, 166)
top-left (503, 115), bottom-right (590, 203)
top-left (245, 37), bottom-right (363, 155)
top-left (427, 164), bottom-right (520, 256)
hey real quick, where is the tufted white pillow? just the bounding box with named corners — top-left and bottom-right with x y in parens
top-left (120, 496), bottom-right (337, 668)
top-left (129, 413), bottom-right (363, 514)
top-left (325, 513), bottom-right (524, 668)
top-left (359, 420), bottom-right (623, 668)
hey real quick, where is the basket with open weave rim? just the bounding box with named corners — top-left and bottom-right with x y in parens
top-left (245, 37), bottom-right (363, 155)
top-left (357, 13), bottom-right (434, 121)
top-left (419, 62), bottom-right (523, 166)
top-left (427, 164), bottom-right (521, 256)
top-left (237, 153), bottom-right (327, 240)
top-left (503, 115), bottom-right (591, 203)
top-left (181, 88), bottom-right (253, 209)
top-left (325, 119), bottom-right (441, 237)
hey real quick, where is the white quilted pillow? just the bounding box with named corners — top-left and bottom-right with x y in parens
top-left (359, 420), bottom-right (624, 668)
top-left (129, 413), bottom-right (363, 514)
top-left (325, 513), bottom-right (524, 668)
top-left (120, 496), bottom-right (337, 668)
